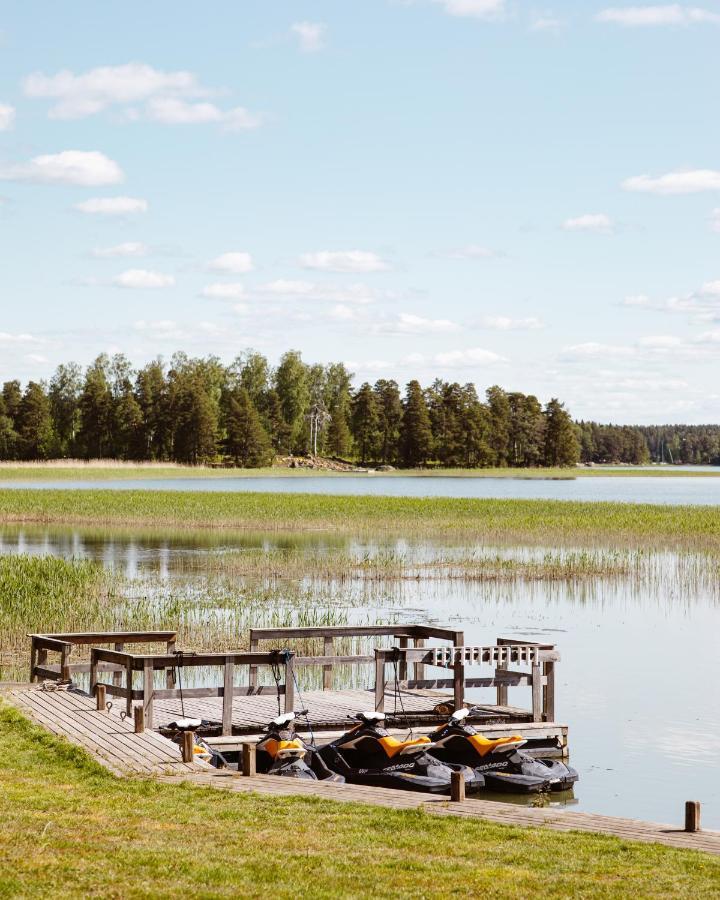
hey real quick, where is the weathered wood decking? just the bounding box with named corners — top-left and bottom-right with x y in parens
top-left (3, 685), bottom-right (719, 856)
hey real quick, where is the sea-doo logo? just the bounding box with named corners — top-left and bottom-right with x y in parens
top-left (476, 761), bottom-right (508, 772)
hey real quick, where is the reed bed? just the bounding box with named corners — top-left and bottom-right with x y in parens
top-left (1, 488), bottom-right (719, 547)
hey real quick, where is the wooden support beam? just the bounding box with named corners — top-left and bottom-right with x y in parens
top-left (685, 801), bottom-right (701, 833)
top-left (125, 661), bottom-right (133, 717)
top-left (543, 660), bottom-right (555, 722)
top-left (248, 639), bottom-right (258, 688)
top-left (284, 655), bottom-right (295, 713)
top-left (35, 648), bottom-right (47, 683)
top-left (113, 642), bottom-right (123, 688)
top-left (222, 660), bottom-right (234, 736)
top-left (134, 705), bottom-right (144, 733)
top-left (142, 660), bottom-right (154, 730)
top-left (531, 663), bottom-right (543, 722)
top-left (95, 683), bottom-right (106, 712)
top-left (60, 645), bottom-right (71, 682)
top-left (242, 743), bottom-right (256, 777)
top-left (450, 771), bottom-right (465, 802)
top-left (89, 651), bottom-right (98, 696)
top-left (375, 655), bottom-right (385, 712)
top-left (322, 636), bottom-right (334, 691)
top-left (398, 637), bottom-right (408, 682)
top-left (29, 640), bottom-right (37, 684)
top-left (182, 730), bottom-right (194, 763)
top-left (453, 658), bottom-right (464, 711)
top-left (413, 638), bottom-right (425, 683)
top-left (166, 639), bottom-right (176, 688)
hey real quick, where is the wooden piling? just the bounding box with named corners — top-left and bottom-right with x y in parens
top-left (95, 683), bottom-right (106, 711)
top-left (182, 730), bottom-right (194, 763)
top-left (134, 705), bottom-right (144, 733)
top-left (685, 801), bottom-right (701, 833)
top-left (242, 743), bottom-right (256, 777)
top-left (450, 770), bottom-right (465, 802)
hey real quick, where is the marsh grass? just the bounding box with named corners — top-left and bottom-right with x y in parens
top-left (2, 489), bottom-right (719, 549)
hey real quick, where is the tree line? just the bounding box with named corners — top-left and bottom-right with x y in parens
top-left (577, 422), bottom-right (720, 466)
top-left (0, 350), bottom-right (581, 468)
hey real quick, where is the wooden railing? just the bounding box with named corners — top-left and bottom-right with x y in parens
top-left (248, 624), bottom-right (464, 690)
top-left (374, 638), bottom-right (560, 722)
top-left (29, 631), bottom-right (177, 683)
top-left (89, 648), bottom-right (296, 732)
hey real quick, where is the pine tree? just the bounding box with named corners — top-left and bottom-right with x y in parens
top-left (48, 363), bottom-right (82, 457)
top-left (486, 385), bottom-right (511, 466)
top-left (351, 383), bottom-right (380, 464)
top-left (224, 388), bottom-right (272, 467)
top-left (0, 395), bottom-right (18, 459)
top-left (77, 356), bottom-right (114, 458)
top-left (543, 399), bottom-right (580, 466)
top-left (16, 381), bottom-right (56, 460)
top-left (135, 360), bottom-right (170, 460)
top-left (400, 380), bottom-right (433, 467)
top-left (373, 379), bottom-right (402, 464)
top-left (274, 350), bottom-right (310, 453)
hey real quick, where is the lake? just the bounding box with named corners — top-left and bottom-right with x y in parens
top-left (3, 473), bottom-right (720, 504)
top-left (2, 522), bottom-right (718, 829)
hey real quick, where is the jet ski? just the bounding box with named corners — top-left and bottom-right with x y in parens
top-left (317, 711), bottom-right (483, 794)
top-left (256, 712), bottom-right (344, 782)
top-left (429, 708), bottom-right (579, 794)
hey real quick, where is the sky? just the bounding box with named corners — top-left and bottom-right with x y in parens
top-left (0, 1), bottom-right (719, 425)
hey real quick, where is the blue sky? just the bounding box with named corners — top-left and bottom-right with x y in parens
top-left (1, 1), bottom-right (719, 424)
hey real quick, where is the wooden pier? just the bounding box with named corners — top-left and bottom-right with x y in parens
top-left (27, 624), bottom-right (567, 754)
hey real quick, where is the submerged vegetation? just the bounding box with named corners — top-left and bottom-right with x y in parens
top-left (1, 703), bottom-right (719, 899)
top-left (1, 488), bottom-right (719, 547)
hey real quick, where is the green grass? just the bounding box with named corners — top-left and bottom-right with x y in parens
top-left (0, 462), bottom-right (718, 480)
top-left (1, 488), bottom-right (719, 547)
top-left (0, 704), bottom-right (718, 899)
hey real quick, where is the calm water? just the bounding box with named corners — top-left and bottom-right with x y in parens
top-left (2, 523), bottom-right (718, 828)
top-left (3, 473), bottom-right (720, 504)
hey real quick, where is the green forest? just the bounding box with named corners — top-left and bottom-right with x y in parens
top-left (0, 350), bottom-right (717, 468)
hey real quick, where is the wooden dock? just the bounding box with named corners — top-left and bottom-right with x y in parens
top-left (3, 683), bottom-right (719, 857)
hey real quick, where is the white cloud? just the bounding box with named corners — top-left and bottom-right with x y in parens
top-left (145, 98), bottom-right (262, 130)
top-left (561, 333), bottom-right (719, 362)
top-left (560, 342), bottom-right (634, 360)
top-left (0, 150), bottom-right (123, 186)
top-left (434, 0), bottom-right (505, 19)
top-left (620, 279), bottom-right (720, 320)
top-left (24, 353), bottom-right (48, 364)
top-left (444, 244), bottom-right (503, 259)
top-left (596, 6), bottom-right (720, 26)
top-left (622, 294), bottom-right (652, 307)
top-left (299, 250), bottom-right (390, 273)
top-left (202, 282), bottom-right (246, 299)
top-left (477, 315), bottom-right (543, 330)
top-left (75, 196), bottom-right (148, 215)
top-left (291, 22), bottom-right (327, 52)
top-left (92, 241), bottom-right (148, 258)
top-left (433, 347), bottom-right (506, 367)
top-left (0, 332), bottom-right (43, 345)
top-left (710, 208), bottom-right (720, 232)
top-left (208, 252), bottom-right (254, 274)
top-left (112, 269), bottom-right (174, 289)
top-left (376, 313), bottom-right (460, 335)
top-left (622, 169), bottom-right (720, 194)
top-left (256, 280), bottom-right (380, 304)
top-left (23, 62), bottom-right (262, 130)
top-left (562, 213), bottom-right (614, 233)
top-left (0, 104), bottom-right (15, 131)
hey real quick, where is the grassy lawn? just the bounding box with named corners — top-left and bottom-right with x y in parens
top-left (0, 704), bottom-right (718, 899)
top-left (0, 488), bottom-right (719, 547)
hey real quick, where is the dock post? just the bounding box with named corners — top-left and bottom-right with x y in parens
top-left (60, 644), bottom-right (71, 683)
top-left (142, 660), bottom-right (154, 730)
top-left (125, 661), bottom-right (133, 717)
top-left (398, 637), bottom-right (408, 682)
top-left (414, 638), bottom-right (425, 683)
top-left (531, 661), bottom-right (543, 722)
top-left (29, 640), bottom-right (37, 684)
top-left (450, 771), bottom-right (465, 802)
top-left (166, 636), bottom-right (176, 688)
top-left (323, 636), bottom-right (334, 690)
top-left (685, 801), bottom-right (701, 833)
top-left (248, 637), bottom-right (258, 689)
top-left (284, 653), bottom-right (295, 713)
top-left (134, 705), bottom-right (144, 733)
top-left (182, 730), bottom-right (194, 763)
top-left (95, 683), bottom-right (106, 712)
top-left (242, 743), bottom-right (256, 777)
top-left (222, 660), bottom-right (234, 736)
top-left (113, 642), bottom-right (123, 689)
top-left (89, 650), bottom-right (98, 697)
top-left (453, 655), bottom-right (464, 711)
top-left (543, 660), bottom-right (555, 722)
top-left (374, 652), bottom-right (385, 712)
top-left (35, 648), bottom-right (48, 683)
